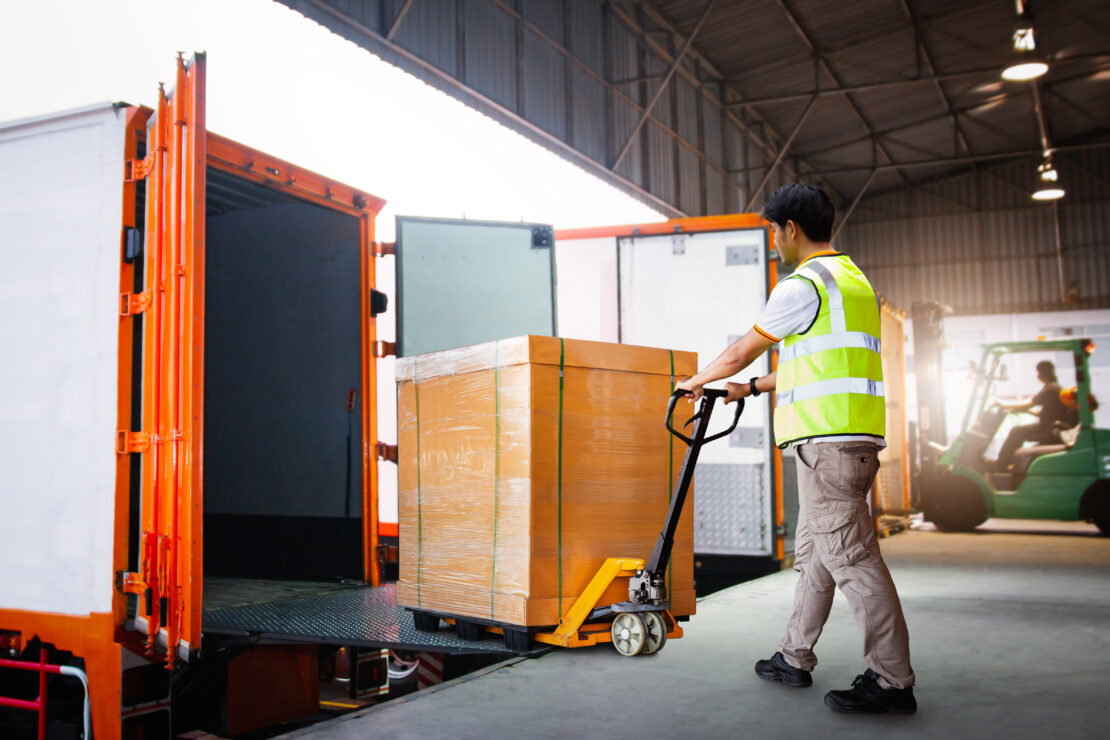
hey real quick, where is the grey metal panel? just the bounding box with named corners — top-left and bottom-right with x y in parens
top-left (568, 0), bottom-right (604, 74)
top-left (522, 0), bottom-right (563, 40)
top-left (780, 453), bottom-right (798, 555)
top-left (647, 121), bottom-right (674, 205)
top-left (571, 66), bottom-right (607, 162)
top-left (203, 582), bottom-right (521, 654)
top-left (675, 77), bottom-right (698, 145)
top-left (523, 26), bottom-right (567, 140)
top-left (392, 0), bottom-right (459, 76)
top-left (693, 463), bottom-right (769, 556)
top-left (464, 0), bottom-right (518, 112)
top-left (678, 147), bottom-right (700, 216)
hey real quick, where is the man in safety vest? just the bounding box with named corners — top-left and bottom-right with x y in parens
top-left (676, 184), bottom-right (915, 714)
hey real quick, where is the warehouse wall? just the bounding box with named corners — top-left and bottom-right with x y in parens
top-left (840, 148), bottom-right (1110, 315)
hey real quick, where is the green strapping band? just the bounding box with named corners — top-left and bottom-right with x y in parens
top-left (557, 338), bottom-right (565, 617)
top-left (668, 350), bottom-right (674, 600)
top-left (491, 341), bottom-right (500, 619)
top-left (415, 357), bottom-right (423, 607)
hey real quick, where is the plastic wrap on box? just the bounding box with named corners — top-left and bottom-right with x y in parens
top-left (395, 335), bottom-right (698, 628)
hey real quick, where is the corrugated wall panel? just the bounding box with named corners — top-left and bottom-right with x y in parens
top-left (679, 147), bottom-right (701, 216)
top-left (608, 20), bottom-right (643, 186)
top-left (647, 121), bottom-right (675, 206)
top-left (569, 0), bottom-right (604, 74)
top-left (464, 1), bottom-right (518, 112)
top-left (842, 200), bottom-right (1109, 314)
top-left (391, 1), bottom-right (458, 76)
top-left (571, 66), bottom-right (607, 163)
top-left (522, 27), bottom-right (567, 140)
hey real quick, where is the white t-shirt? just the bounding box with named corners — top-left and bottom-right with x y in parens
top-left (754, 260), bottom-right (886, 449)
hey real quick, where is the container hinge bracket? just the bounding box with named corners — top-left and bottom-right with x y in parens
top-left (116, 570), bottom-right (146, 596)
top-left (121, 291), bottom-right (152, 317)
top-left (377, 544), bottom-right (399, 565)
top-left (125, 155), bottom-right (156, 183)
top-left (376, 443), bottom-right (398, 463)
top-left (117, 430), bottom-right (150, 454)
top-left (372, 241), bottom-right (396, 257)
top-left (373, 341), bottom-right (396, 358)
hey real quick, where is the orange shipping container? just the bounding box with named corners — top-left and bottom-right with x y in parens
top-left (396, 335), bottom-right (698, 628)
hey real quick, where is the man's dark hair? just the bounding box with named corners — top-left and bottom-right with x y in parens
top-left (1036, 360), bottom-right (1057, 381)
top-left (762, 184), bottom-right (835, 242)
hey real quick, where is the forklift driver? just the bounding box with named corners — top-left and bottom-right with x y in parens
top-left (675, 184), bottom-right (916, 715)
top-left (992, 360), bottom-right (1069, 471)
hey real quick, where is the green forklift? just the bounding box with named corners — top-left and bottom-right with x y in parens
top-left (917, 337), bottom-right (1110, 534)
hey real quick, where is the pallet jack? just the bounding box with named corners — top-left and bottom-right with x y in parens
top-left (413, 388), bottom-right (743, 657)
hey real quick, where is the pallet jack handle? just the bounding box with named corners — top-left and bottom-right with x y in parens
top-left (665, 387), bottom-right (744, 445)
top-left (645, 389), bottom-right (744, 575)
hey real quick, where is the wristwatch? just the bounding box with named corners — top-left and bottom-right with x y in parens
top-left (749, 377), bottom-right (761, 397)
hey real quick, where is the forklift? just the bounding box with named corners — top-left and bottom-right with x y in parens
top-left (916, 334), bottom-right (1110, 534)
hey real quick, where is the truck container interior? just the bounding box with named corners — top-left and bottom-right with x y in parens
top-left (201, 167), bottom-right (365, 585)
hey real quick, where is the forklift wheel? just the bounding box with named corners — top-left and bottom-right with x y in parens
top-left (412, 611), bottom-right (442, 633)
top-left (611, 613), bottom-right (647, 656)
top-left (1082, 481), bottom-right (1110, 536)
top-left (640, 611), bottom-right (668, 655)
top-left (922, 474), bottom-right (988, 532)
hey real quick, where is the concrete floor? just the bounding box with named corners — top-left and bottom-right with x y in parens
top-left (289, 520), bottom-right (1110, 739)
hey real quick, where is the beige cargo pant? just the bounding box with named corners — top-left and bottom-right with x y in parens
top-left (778, 441), bottom-right (915, 690)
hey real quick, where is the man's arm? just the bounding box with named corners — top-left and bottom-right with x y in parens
top-left (674, 329), bottom-right (774, 402)
top-left (997, 398), bottom-right (1036, 413)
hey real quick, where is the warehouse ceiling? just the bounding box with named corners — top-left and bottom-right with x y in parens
top-left (279, 0), bottom-right (1110, 223)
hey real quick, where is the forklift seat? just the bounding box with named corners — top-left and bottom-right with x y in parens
top-left (1008, 425), bottom-right (1079, 487)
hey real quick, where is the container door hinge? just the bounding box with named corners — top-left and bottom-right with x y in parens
top-left (117, 430), bottom-right (150, 454)
top-left (372, 241), bottom-right (395, 257)
top-left (116, 570), bottom-right (146, 596)
top-left (372, 341), bottom-right (396, 358)
top-left (376, 443), bottom-right (398, 463)
top-left (125, 155), bottom-right (156, 183)
top-left (121, 291), bottom-right (152, 316)
top-left (377, 543), bottom-right (399, 565)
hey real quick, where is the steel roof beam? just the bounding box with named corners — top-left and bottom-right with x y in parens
top-left (611, 0), bottom-right (717, 171)
top-left (621, 0), bottom-right (845, 205)
top-left (385, 0), bottom-right (414, 41)
top-left (773, 0), bottom-right (911, 193)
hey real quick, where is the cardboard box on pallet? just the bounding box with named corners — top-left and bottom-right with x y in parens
top-left (395, 335), bottom-right (698, 628)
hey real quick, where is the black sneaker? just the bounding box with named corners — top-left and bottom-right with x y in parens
top-left (824, 668), bottom-right (916, 714)
top-left (754, 652), bottom-right (812, 687)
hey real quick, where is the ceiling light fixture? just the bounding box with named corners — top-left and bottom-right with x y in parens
top-left (1002, 3), bottom-right (1049, 81)
top-left (1032, 153), bottom-right (1065, 201)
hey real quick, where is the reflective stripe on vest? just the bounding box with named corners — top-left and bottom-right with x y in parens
top-left (773, 254), bottom-right (885, 448)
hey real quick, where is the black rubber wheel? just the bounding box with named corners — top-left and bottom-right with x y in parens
top-left (921, 473), bottom-right (988, 532)
top-left (503, 628), bottom-right (532, 653)
top-left (454, 619), bottom-right (485, 641)
top-left (1083, 481), bottom-right (1110, 536)
top-left (412, 610), bottom-right (441, 632)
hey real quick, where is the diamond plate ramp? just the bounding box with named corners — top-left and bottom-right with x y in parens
top-left (203, 582), bottom-right (515, 655)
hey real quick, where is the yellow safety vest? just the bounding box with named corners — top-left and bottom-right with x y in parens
top-left (773, 253), bottom-right (885, 448)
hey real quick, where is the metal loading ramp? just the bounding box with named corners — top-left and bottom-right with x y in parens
top-left (285, 524), bottom-right (1110, 739)
top-left (202, 581), bottom-right (523, 655)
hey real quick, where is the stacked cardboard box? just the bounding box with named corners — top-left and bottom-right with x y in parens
top-left (395, 335), bottom-right (698, 627)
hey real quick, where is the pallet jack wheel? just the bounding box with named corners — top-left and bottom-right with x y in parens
top-left (611, 613), bottom-right (647, 656)
top-left (640, 611), bottom-right (667, 655)
top-left (455, 619), bottom-right (485, 641)
top-left (412, 611), bottom-right (441, 633)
